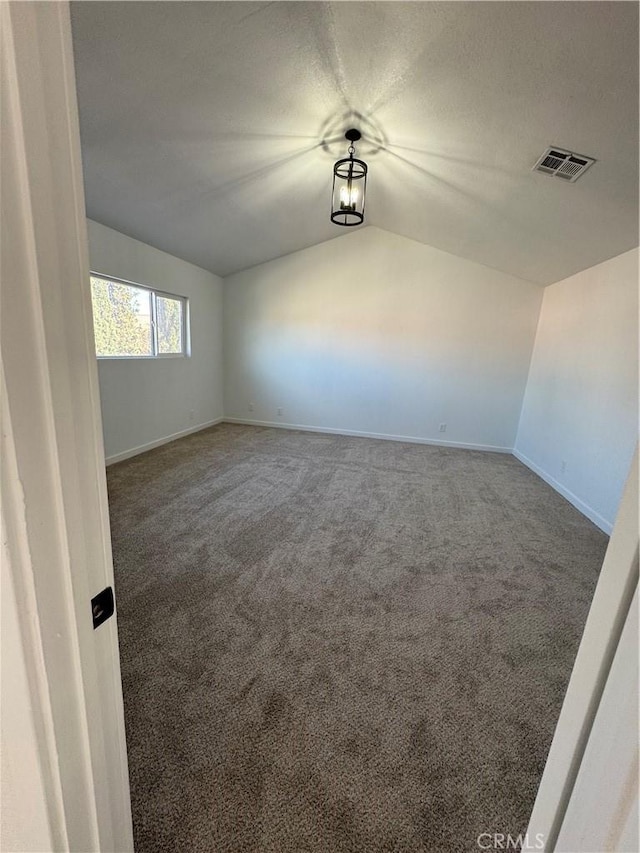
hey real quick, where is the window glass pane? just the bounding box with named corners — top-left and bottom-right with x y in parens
top-left (90, 276), bottom-right (153, 357)
top-left (156, 295), bottom-right (183, 354)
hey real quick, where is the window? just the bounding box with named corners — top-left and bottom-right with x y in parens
top-left (90, 274), bottom-right (189, 358)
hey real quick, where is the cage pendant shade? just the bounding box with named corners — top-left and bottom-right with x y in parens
top-left (331, 131), bottom-right (367, 226)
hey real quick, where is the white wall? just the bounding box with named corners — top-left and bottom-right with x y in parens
top-left (515, 249), bottom-right (639, 533)
top-left (88, 220), bottom-right (224, 462)
top-left (223, 226), bottom-right (543, 451)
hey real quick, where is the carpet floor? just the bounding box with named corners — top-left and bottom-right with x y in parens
top-left (107, 424), bottom-right (608, 853)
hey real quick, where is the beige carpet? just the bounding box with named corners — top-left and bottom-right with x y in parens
top-left (107, 423), bottom-right (607, 853)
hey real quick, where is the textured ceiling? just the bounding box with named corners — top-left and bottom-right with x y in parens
top-left (71, 1), bottom-right (639, 284)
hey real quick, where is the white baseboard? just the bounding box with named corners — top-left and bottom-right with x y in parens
top-left (223, 417), bottom-right (512, 454)
top-left (105, 417), bottom-right (613, 533)
top-left (513, 449), bottom-right (612, 534)
top-left (105, 418), bottom-right (224, 465)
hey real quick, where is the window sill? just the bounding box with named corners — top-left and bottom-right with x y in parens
top-left (96, 354), bottom-right (190, 360)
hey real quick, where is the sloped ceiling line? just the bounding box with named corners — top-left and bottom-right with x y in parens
top-left (71, 1), bottom-right (639, 284)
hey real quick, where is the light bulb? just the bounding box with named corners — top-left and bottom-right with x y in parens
top-left (339, 185), bottom-right (358, 210)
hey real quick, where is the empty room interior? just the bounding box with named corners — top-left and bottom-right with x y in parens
top-left (16, 1), bottom-right (639, 851)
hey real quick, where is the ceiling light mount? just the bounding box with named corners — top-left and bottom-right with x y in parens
top-left (331, 129), bottom-right (368, 227)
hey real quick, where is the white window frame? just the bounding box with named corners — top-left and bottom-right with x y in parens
top-left (90, 271), bottom-right (191, 359)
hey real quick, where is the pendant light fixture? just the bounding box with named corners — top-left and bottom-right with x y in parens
top-left (331, 129), bottom-right (367, 226)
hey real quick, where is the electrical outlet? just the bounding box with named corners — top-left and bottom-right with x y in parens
top-left (439, 423), bottom-right (447, 433)
top-left (248, 402), bottom-right (254, 412)
top-left (277, 407), bottom-right (283, 417)
top-left (561, 460), bottom-right (567, 474)
top-left (189, 409), bottom-right (195, 422)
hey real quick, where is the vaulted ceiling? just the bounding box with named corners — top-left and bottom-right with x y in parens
top-left (71, 1), bottom-right (638, 285)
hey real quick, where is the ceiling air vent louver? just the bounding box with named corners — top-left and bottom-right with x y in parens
top-left (533, 147), bottom-right (595, 182)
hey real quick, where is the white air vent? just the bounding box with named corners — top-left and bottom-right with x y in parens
top-left (533, 147), bottom-right (595, 182)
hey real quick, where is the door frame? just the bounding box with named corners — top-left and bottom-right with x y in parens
top-left (1, 2), bottom-right (132, 849)
top-left (525, 447), bottom-right (638, 850)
